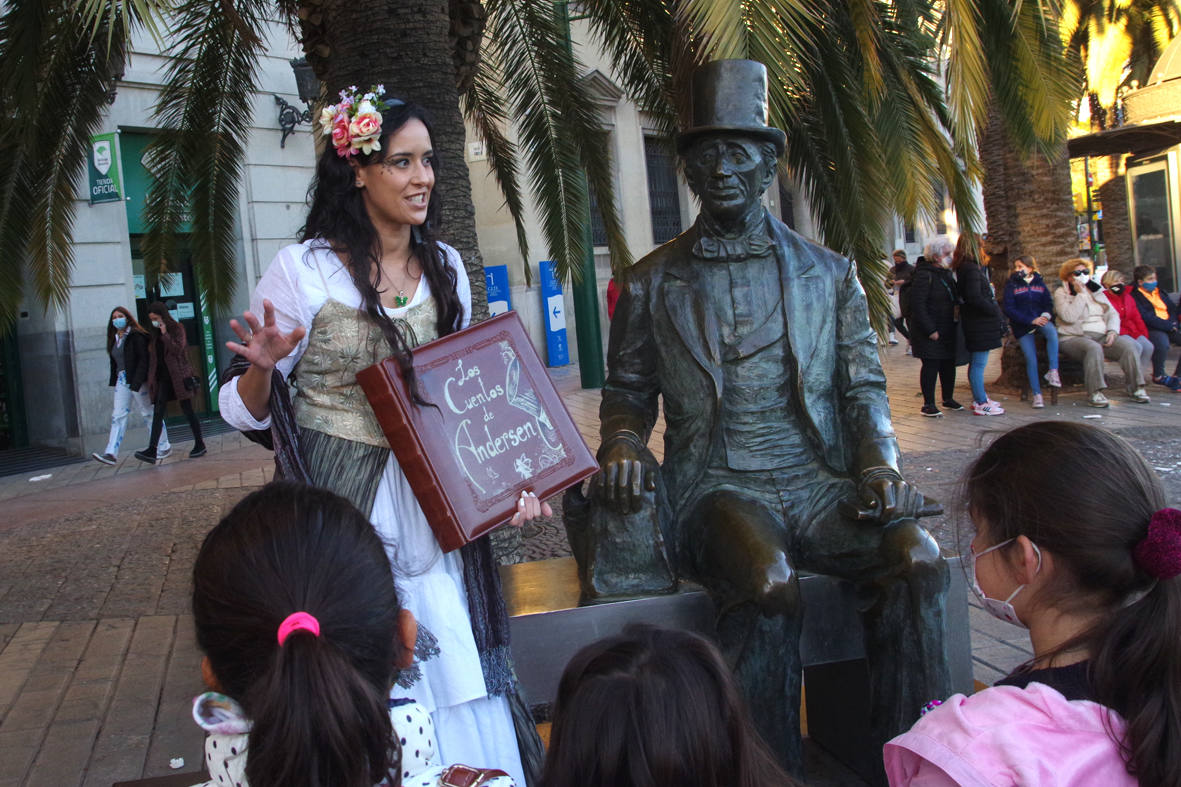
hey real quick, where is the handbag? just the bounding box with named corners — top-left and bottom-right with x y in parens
top-left (440, 764), bottom-right (511, 787)
top-left (183, 375), bottom-right (200, 391)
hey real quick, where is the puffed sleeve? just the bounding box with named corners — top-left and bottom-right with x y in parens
top-left (218, 246), bottom-right (314, 430)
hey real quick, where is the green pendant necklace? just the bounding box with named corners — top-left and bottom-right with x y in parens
top-left (394, 291), bottom-right (409, 307)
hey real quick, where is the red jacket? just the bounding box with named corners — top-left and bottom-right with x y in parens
top-left (1105, 288), bottom-right (1148, 339)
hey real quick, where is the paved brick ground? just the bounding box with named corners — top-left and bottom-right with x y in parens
top-left (1, 345), bottom-right (1179, 785)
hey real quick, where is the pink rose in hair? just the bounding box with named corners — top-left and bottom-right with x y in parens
top-left (331, 114), bottom-right (351, 156)
top-left (349, 110), bottom-right (382, 155)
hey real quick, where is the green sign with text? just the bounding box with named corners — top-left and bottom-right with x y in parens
top-left (88, 132), bottom-right (123, 204)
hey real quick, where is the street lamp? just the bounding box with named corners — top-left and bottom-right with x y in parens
top-left (274, 58), bottom-right (319, 148)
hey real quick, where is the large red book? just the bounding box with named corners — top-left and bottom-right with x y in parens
top-left (357, 311), bottom-right (598, 552)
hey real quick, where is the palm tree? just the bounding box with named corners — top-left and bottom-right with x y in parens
top-left (1, 0), bottom-right (1077, 336)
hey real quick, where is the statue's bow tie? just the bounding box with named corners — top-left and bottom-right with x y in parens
top-left (692, 233), bottom-right (774, 262)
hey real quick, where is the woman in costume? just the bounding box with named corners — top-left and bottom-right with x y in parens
top-left (218, 88), bottom-right (545, 785)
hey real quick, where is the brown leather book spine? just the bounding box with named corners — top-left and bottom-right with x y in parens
top-left (356, 361), bottom-right (465, 551)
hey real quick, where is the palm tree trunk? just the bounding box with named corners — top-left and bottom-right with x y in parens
top-left (297, 2), bottom-right (520, 563)
top-left (981, 104), bottom-right (1081, 391)
top-left (300, 0), bottom-right (489, 323)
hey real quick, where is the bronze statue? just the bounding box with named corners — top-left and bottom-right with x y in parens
top-left (594, 59), bottom-right (951, 769)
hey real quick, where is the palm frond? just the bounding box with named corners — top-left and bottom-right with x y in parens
top-left (485, 0), bottom-right (629, 284)
top-left (940, 0), bottom-right (989, 160)
top-left (73, 0), bottom-right (165, 49)
top-left (979, 0), bottom-right (1077, 155)
top-left (576, 0), bottom-right (678, 137)
top-left (461, 50), bottom-right (532, 284)
top-left (0, 1), bottom-right (126, 331)
top-left (142, 0), bottom-right (269, 310)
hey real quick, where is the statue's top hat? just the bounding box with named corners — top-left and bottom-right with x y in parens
top-left (677, 59), bottom-right (786, 156)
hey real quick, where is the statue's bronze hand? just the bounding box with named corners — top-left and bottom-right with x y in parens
top-left (597, 436), bottom-right (657, 514)
top-left (856, 473), bottom-right (922, 525)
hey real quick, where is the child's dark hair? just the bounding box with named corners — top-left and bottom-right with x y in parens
top-left (301, 100), bottom-right (462, 400)
top-left (964, 421), bottom-right (1181, 787)
top-left (193, 481), bottom-right (400, 787)
top-left (540, 624), bottom-right (796, 787)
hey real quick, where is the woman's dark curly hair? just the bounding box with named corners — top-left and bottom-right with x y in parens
top-left (301, 101), bottom-right (463, 391)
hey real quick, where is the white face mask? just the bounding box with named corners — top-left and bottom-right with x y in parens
top-left (969, 538), bottom-right (1041, 627)
top-left (152, 320), bottom-right (163, 330)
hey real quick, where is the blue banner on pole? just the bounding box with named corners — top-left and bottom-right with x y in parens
top-left (484, 265), bottom-right (512, 316)
top-left (539, 260), bottom-right (569, 366)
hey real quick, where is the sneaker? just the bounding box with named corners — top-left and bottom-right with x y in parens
top-left (940, 399), bottom-right (965, 411)
top-left (920, 405), bottom-right (943, 417)
top-left (888, 337), bottom-right (899, 345)
top-left (972, 401), bottom-right (1005, 416)
top-left (1155, 375), bottom-right (1181, 390)
top-left (1131, 387), bottom-right (1151, 403)
top-left (1044, 369), bottom-right (1062, 388)
top-left (1088, 392), bottom-right (1110, 408)
top-left (91, 452), bottom-right (117, 465)
top-left (1032, 394), bottom-right (1044, 408)
top-left (156, 446), bottom-right (172, 460)
top-left (905, 346), bottom-right (913, 356)
top-left (133, 449), bottom-right (158, 465)
top-left (189, 444), bottom-right (207, 459)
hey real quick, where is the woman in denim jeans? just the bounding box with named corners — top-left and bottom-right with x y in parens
top-left (1001, 255), bottom-right (1060, 408)
top-left (953, 234), bottom-right (1006, 415)
top-left (91, 306), bottom-right (170, 464)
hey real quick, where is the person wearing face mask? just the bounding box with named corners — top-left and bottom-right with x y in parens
top-left (908, 237), bottom-right (961, 416)
top-left (1001, 255), bottom-right (1060, 408)
top-left (885, 421), bottom-right (1181, 787)
top-left (91, 307), bottom-right (171, 464)
top-left (1053, 258), bottom-right (1148, 407)
top-left (1100, 270), bottom-right (1158, 390)
top-left (135, 301), bottom-right (205, 463)
top-left (952, 234), bottom-right (1006, 416)
top-left (1130, 265), bottom-right (1181, 387)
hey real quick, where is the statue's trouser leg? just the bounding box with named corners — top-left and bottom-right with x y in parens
top-left (716, 598), bottom-right (803, 773)
top-left (799, 515), bottom-right (952, 750)
top-left (683, 490), bottom-right (804, 773)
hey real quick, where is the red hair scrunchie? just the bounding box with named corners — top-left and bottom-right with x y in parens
top-left (1133, 508), bottom-right (1181, 580)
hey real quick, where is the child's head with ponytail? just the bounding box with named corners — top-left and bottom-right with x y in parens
top-left (193, 481), bottom-right (407, 787)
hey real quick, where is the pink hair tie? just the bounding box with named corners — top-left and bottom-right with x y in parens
top-left (277, 611), bottom-right (321, 646)
top-left (1134, 508), bottom-right (1181, 580)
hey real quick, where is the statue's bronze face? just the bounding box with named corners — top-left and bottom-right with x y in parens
top-left (683, 135), bottom-right (773, 224)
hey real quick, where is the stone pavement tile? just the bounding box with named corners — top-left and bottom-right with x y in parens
top-left (0, 622), bottom-right (17, 652)
top-left (971, 638), bottom-right (1032, 677)
top-left (23, 620), bottom-right (134, 787)
top-left (192, 479), bottom-right (217, 490)
top-left (0, 621), bottom-right (95, 784)
top-left (0, 622), bottom-right (59, 721)
top-left (81, 616), bottom-right (177, 786)
top-left (142, 616), bottom-right (204, 780)
top-left (216, 474), bottom-right (242, 488)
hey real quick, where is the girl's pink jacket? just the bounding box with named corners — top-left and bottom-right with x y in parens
top-left (884, 683), bottom-right (1134, 786)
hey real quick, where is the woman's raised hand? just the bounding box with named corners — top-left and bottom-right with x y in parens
top-left (225, 299), bottom-right (306, 371)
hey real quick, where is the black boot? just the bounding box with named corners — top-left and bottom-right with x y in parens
top-left (133, 448), bottom-right (158, 465)
top-left (189, 442), bottom-right (207, 458)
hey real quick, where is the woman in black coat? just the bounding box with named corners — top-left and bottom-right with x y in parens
top-left (134, 301), bottom-right (205, 464)
top-left (953, 233), bottom-right (1007, 415)
top-left (909, 237), bottom-right (959, 416)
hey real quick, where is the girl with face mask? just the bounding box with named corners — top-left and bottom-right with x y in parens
top-left (135, 301), bottom-right (205, 463)
top-left (885, 421), bottom-right (1181, 787)
top-left (1130, 265), bottom-right (1181, 387)
top-left (1001, 256), bottom-right (1060, 408)
top-left (91, 308), bottom-right (170, 464)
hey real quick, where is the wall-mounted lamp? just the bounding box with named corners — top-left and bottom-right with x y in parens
top-left (274, 58), bottom-right (319, 148)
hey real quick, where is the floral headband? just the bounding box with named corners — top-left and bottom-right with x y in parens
top-left (317, 85), bottom-right (404, 158)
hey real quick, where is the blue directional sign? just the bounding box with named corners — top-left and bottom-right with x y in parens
top-left (484, 264), bottom-right (512, 316)
top-left (539, 260), bottom-right (569, 366)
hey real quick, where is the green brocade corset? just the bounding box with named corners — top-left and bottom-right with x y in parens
top-left (293, 297), bottom-right (438, 448)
